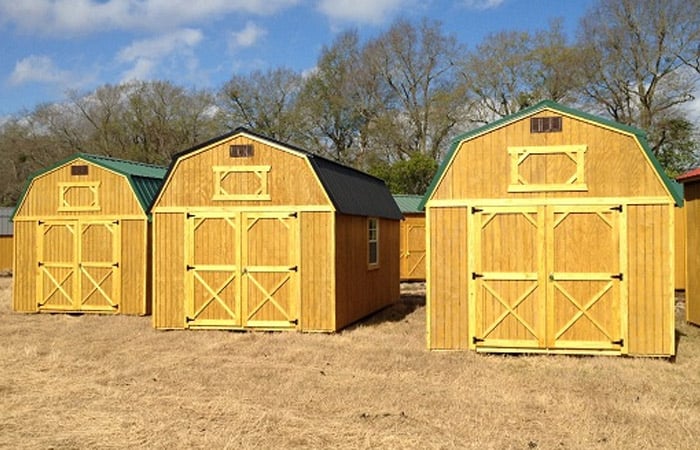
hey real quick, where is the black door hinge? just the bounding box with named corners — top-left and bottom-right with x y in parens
top-left (186, 265), bottom-right (195, 271)
top-left (611, 273), bottom-right (623, 281)
top-left (611, 338), bottom-right (624, 347)
top-left (289, 318), bottom-right (299, 325)
top-left (472, 272), bottom-right (483, 280)
top-left (472, 336), bottom-right (484, 344)
top-left (471, 207), bottom-right (483, 214)
top-left (610, 205), bottom-right (623, 212)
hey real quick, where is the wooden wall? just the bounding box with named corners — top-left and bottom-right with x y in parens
top-left (685, 182), bottom-right (700, 325)
top-left (154, 135), bottom-right (328, 210)
top-left (675, 206), bottom-right (686, 290)
top-left (298, 212), bottom-right (335, 331)
top-left (427, 207), bottom-right (469, 349)
top-left (152, 212), bottom-right (185, 328)
top-left (400, 214), bottom-right (426, 281)
top-left (0, 236), bottom-right (11, 271)
top-left (12, 160), bottom-right (150, 315)
top-left (431, 112), bottom-right (668, 202)
top-left (334, 215), bottom-right (400, 331)
top-left (626, 204), bottom-right (675, 355)
top-left (426, 107), bottom-right (676, 356)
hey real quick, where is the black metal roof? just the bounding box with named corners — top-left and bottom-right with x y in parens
top-left (154, 128), bottom-right (402, 220)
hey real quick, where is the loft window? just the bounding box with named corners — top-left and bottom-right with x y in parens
top-left (368, 218), bottom-right (379, 267)
top-left (212, 165), bottom-right (271, 201)
top-left (57, 181), bottom-right (101, 211)
top-left (507, 145), bottom-right (588, 192)
top-left (530, 116), bottom-right (562, 133)
top-left (71, 165), bottom-right (89, 176)
top-left (230, 144), bottom-right (254, 158)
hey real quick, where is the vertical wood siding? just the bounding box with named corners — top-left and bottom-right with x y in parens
top-left (334, 215), bottom-right (400, 331)
top-left (12, 221), bottom-right (36, 312)
top-left (675, 207), bottom-right (686, 290)
top-left (683, 182), bottom-right (700, 325)
top-left (627, 204), bottom-right (675, 355)
top-left (427, 207), bottom-right (469, 349)
top-left (426, 107), bottom-right (676, 355)
top-left (152, 212), bottom-right (185, 328)
top-left (299, 212), bottom-right (335, 331)
top-left (431, 113), bottom-right (668, 202)
top-left (13, 160), bottom-right (150, 315)
top-left (154, 136), bottom-right (328, 209)
top-left (0, 236), bottom-right (11, 271)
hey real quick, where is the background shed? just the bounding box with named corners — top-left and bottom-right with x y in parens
top-left (393, 195), bottom-right (426, 281)
top-left (678, 168), bottom-right (700, 325)
top-left (150, 128), bottom-right (401, 332)
top-left (12, 154), bottom-right (165, 315)
top-left (422, 101), bottom-right (680, 356)
top-left (0, 208), bottom-right (12, 271)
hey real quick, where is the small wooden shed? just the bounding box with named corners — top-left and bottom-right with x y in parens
top-left (0, 208), bottom-right (13, 271)
top-left (393, 195), bottom-right (426, 281)
top-left (421, 101), bottom-right (682, 356)
top-left (677, 168), bottom-right (700, 325)
top-left (150, 128), bottom-right (401, 331)
top-left (12, 154), bottom-right (166, 315)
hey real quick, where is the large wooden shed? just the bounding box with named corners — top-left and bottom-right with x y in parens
top-left (0, 208), bottom-right (12, 271)
top-left (677, 168), bottom-right (700, 325)
top-left (150, 128), bottom-right (401, 331)
top-left (421, 101), bottom-right (682, 356)
top-left (12, 154), bottom-right (166, 315)
top-left (394, 195), bottom-right (426, 281)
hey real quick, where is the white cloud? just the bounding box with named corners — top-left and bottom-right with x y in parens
top-left (9, 55), bottom-right (71, 86)
top-left (315, 0), bottom-right (409, 24)
top-left (0, 0), bottom-right (300, 35)
top-left (229, 21), bottom-right (267, 50)
top-left (461, 0), bottom-right (505, 10)
top-left (117, 28), bottom-right (203, 82)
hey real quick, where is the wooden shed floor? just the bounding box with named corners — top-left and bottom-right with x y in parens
top-left (1, 276), bottom-right (698, 449)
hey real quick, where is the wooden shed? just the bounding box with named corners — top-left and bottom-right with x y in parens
top-left (677, 168), bottom-right (700, 325)
top-left (12, 154), bottom-right (166, 315)
top-left (421, 101), bottom-right (682, 356)
top-left (394, 195), bottom-right (426, 281)
top-left (0, 208), bottom-right (13, 271)
top-left (150, 128), bottom-right (401, 331)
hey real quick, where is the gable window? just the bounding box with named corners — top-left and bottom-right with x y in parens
top-left (57, 181), bottom-right (101, 211)
top-left (368, 218), bottom-right (379, 267)
top-left (530, 116), bottom-right (562, 133)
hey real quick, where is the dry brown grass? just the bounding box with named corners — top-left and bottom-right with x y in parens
top-left (0, 277), bottom-right (698, 449)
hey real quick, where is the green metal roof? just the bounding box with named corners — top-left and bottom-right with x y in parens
top-left (392, 194), bottom-right (424, 214)
top-left (420, 100), bottom-right (683, 209)
top-left (12, 153), bottom-right (166, 219)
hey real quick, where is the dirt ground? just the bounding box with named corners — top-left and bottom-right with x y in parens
top-left (0, 276), bottom-right (698, 449)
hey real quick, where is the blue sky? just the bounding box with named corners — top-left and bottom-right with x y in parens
top-left (0, 0), bottom-right (596, 117)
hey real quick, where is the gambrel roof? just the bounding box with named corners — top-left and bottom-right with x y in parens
top-left (12, 153), bottom-right (167, 219)
top-left (154, 128), bottom-right (403, 220)
top-left (420, 100), bottom-right (684, 209)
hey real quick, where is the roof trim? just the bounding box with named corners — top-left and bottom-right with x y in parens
top-left (420, 100), bottom-right (683, 209)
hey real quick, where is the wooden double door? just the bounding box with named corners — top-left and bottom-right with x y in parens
top-left (37, 219), bottom-right (121, 312)
top-left (184, 211), bottom-right (299, 329)
top-left (469, 204), bottom-right (626, 353)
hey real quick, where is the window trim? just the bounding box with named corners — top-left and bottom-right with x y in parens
top-left (507, 145), bottom-right (588, 193)
top-left (212, 165), bottom-right (271, 201)
top-left (57, 181), bottom-right (101, 212)
top-left (368, 217), bottom-right (379, 269)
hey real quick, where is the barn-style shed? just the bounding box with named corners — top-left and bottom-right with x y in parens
top-left (12, 154), bottom-right (166, 315)
top-left (421, 101), bottom-right (682, 356)
top-left (394, 195), bottom-right (426, 281)
top-left (677, 168), bottom-right (700, 325)
top-left (0, 208), bottom-right (13, 271)
top-left (150, 128), bottom-right (401, 331)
